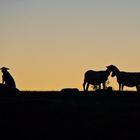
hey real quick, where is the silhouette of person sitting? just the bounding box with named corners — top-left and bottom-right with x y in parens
top-left (0, 67), bottom-right (16, 89)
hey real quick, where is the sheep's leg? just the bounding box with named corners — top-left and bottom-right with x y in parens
top-left (136, 85), bottom-right (140, 92)
top-left (122, 85), bottom-right (124, 91)
top-left (99, 84), bottom-right (101, 90)
top-left (103, 83), bottom-right (106, 90)
top-left (86, 83), bottom-right (89, 91)
top-left (83, 80), bottom-right (86, 91)
top-left (119, 84), bottom-right (121, 91)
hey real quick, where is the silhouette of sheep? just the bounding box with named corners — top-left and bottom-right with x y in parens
top-left (107, 65), bottom-right (140, 92)
top-left (0, 67), bottom-right (16, 89)
top-left (83, 67), bottom-right (112, 91)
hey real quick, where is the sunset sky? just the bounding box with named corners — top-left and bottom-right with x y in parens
top-left (0, 0), bottom-right (140, 91)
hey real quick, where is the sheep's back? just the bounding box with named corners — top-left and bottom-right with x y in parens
top-left (84, 70), bottom-right (107, 84)
top-left (117, 72), bottom-right (140, 86)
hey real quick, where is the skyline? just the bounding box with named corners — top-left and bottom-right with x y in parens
top-left (1, 0), bottom-right (140, 91)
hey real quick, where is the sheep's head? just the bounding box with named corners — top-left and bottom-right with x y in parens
top-left (106, 65), bottom-right (119, 77)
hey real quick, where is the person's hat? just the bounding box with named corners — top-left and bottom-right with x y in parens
top-left (0, 67), bottom-right (10, 70)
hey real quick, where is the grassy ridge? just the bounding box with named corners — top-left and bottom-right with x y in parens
top-left (0, 90), bottom-right (140, 139)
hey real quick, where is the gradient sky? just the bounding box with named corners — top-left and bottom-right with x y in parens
top-left (0, 0), bottom-right (140, 91)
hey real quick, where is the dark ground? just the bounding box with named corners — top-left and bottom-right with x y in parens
top-left (0, 89), bottom-right (140, 139)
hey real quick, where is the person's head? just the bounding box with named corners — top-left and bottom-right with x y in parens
top-left (0, 67), bottom-right (10, 73)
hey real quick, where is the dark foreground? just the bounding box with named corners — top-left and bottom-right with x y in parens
top-left (0, 90), bottom-right (140, 139)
